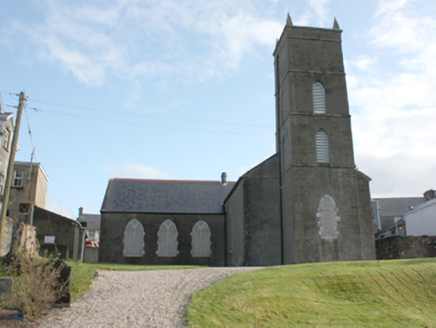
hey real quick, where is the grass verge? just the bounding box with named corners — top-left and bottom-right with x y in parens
top-left (186, 258), bottom-right (436, 327)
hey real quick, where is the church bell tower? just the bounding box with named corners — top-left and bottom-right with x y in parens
top-left (274, 15), bottom-right (375, 263)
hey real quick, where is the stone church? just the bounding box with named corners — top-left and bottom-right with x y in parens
top-left (99, 16), bottom-right (376, 266)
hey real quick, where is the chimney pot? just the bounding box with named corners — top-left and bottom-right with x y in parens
top-left (221, 172), bottom-right (228, 185)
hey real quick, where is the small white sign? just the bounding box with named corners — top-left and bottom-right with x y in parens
top-left (44, 236), bottom-right (55, 244)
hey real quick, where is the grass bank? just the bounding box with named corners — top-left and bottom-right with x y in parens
top-left (186, 258), bottom-right (436, 327)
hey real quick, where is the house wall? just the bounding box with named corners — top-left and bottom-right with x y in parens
top-left (8, 163), bottom-right (48, 219)
top-left (0, 114), bottom-right (13, 189)
top-left (404, 200), bottom-right (436, 236)
top-left (0, 114), bottom-right (14, 255)
top-left (99, 213), bottom-right (226, 266)
top-left (34, 166), bottom-right (48, 208)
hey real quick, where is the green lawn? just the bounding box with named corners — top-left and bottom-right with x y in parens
top-left (186, 258), bottom-right (436, 327)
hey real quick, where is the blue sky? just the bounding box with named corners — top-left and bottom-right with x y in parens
top-left (1, 0), bottom-right (435, 218)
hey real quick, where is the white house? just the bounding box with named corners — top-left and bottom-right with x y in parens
top-left (403, 198), bottom-right (436, 236)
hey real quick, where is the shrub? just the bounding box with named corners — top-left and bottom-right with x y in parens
top-left (0, 250), bottom-right (68, 321)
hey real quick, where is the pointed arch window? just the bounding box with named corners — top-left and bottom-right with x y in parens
top-left (313, 82), bottom-right (326, 114)
top-left (156, 220), bottom-right (179, 257)
top-left (191, 220), bottom-right (212, 257)
top-left (316, 195), bottom-right (340, 239)
top-left (123, 219), bottom-right (145, 257)
top-left (316, 130), bottom-right (329, 163)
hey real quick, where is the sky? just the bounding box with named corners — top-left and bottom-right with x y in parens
top-left (0, 0), bottom-right (435, 218)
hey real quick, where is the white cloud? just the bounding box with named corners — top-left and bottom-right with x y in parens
top-left (227, 158), bottom-right (271, 181)
top-left (11, 0), bottom-right (284, 86)
top-left (348, 0), bottom-right (436, 197)
top-left (46, 196), bottom-right (74, 219)
top-left (105, 163), bottom-right (170, 179)
top-left (293, 0), bottom-right (331, 27)
top-left (307, 0), bottom-right (331, 26)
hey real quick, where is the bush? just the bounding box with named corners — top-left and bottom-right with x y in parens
top-left (0, 250), bottom-right (68, 321)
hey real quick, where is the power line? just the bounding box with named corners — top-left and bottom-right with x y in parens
top-left (28, 98), bottom-right (272, 129)
top-left (24, 105), bottom-right (36, 162)
top-left (1, 90), bottom-right (274, 136)
top-left (29, 107), bottom-right (273, 136)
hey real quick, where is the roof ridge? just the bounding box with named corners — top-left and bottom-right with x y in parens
top-left (113, 178), bottom-right (236, 184)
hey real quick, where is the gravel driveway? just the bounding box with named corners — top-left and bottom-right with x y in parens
top-left (37, 267), bottom-right (262, 327)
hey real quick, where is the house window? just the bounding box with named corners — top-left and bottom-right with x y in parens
top-left (13, 170), bottom-right (23, 187)
top-left (313, 82), bottom-right (326, 114)
top-left (123, 219), bottom-right (145, 257)
top-left (3, 130), bottom-right (10, 151)
top-left (88, 231), bottom-right (96, 241)
top-left (156, 220), bottom-right (179, 257)
top-left (191, 220), bottom-right (212, 257)
top-left (316, 195), bottom-right (340, 240)
top-left (316, 130), bottom-right (329, 163)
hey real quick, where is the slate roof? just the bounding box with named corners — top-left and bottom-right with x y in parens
top-left (373, 197), bottom-right (426, 217)
top-left (78, 213), bottom-right (101, 230)
top-left (372, 197), bottom-right (426, 229)
top-left (101, 178), bottom-right (236, 214)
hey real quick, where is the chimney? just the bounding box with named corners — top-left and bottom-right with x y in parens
top-left (424, 189), bottom-right (436, 200)
top-left (78, 207), bottom-right (84, 217)
top-left (221, 172), bottom-right (228, 186)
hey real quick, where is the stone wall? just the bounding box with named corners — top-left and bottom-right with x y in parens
top-left (99, 213), bottom-right (225, 266)
top-left (376, 236), bottom-right (436, 260)
top-left (224, 155), bottom-right (281, 267)
top-left (84, 247), bottom-right (99, 263)
top-left (32, 206), bottom-right (83, 261)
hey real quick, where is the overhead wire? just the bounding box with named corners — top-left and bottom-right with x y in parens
top-left (28, 106), bottom-right (272, 136)
top-left (28, 98), bottom-right (272, 129)
top-left (0, 91), bottom-right (37, 161)
top-left (1, 89), bottom-right (274, 136)
top-left (24, 104), bottom-right (36, 162)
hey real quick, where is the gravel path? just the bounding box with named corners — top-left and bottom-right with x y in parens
top-left (37, 267), bottom-right (262, 327)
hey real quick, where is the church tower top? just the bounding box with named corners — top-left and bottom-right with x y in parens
top-left (274, 15), bottom-right (343, 57)
top-left (333, 17), bottom-right (340, 30)
top-left (286, 13), bottom-right (293, 27)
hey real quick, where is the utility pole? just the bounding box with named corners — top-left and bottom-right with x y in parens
top-left (0, 91), bottom-right (27, 255)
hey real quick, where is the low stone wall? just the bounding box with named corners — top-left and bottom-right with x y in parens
top-left (84, 247), bottom-right (99, 263)
top-left (376, 235), bottom-right (436, 260)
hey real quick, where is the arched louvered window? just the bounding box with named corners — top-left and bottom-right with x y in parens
top-left (123, 219), bottom-right (145, 257)
top-left (313, 82), bottom-right (326, 114)
top-left (156, 220), bottom-right (179, 257)
top-left (316, 130), bottom-right (329, 163)
top-left (316, 195), bottom-right (340, 239)
top-left (191, 220), bottom-right (212, 257)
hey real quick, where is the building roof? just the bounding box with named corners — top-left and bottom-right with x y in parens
top-left (101, 178), bottom-right (236, 214)
top-left (78, 213), bottom-right (101, 230)
top-left (33, 205), bottom-right (82, 226)
top-left (372, 197), bottom-right (426, 217)
top-left (403, 198), bottom-right (436, 217)
top-left (14, 161), bottom-right (49, 182)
